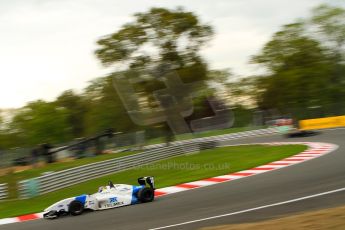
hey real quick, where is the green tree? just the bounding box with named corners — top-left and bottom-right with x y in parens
top-left (310, 5), bottom-right (345, 105)
top-left (252, 23), bottom-right (333, 110)
top-left (83, 76), bottom-right (137, 135)
top-left (0, 112), bottom-right (21, 149)
top-left (10, 100), bottom-right (72, 146)
top-left (0, 114), bottom-right (5, 149)
top-left (95, 7), bottom-right (213, 95)
top-left (56, 90), bottom-right (87, 138)
top-left (211, 4), bottom-right (345, 120)
top-left (311, 4), bottom-right (345, 50)
top-left (95, 7), bottom-right (212, 70)
top-left (94, 7), bottom-right (218, 134)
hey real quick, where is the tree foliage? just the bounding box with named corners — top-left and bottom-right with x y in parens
top-left (95, 7), bottom-right (213, 70)
top-left (95, 7), bottom-right (213, 97)
top-left (311, 4), bottom-right (345, 49)
top-left (2, 7), bottom-right (217, 149)
top-left (10, 101), bottom-right (72, 146)
top-left (94, 7), bottom-right (217, 133)
top-left (249, 4), bottom-right (345, 117)
top-left (83, 76), bottom-right (137, 135)
top-left (56, 90), bottom-right (86, 138)
top-left (3, 5), bottom-right (344, 148)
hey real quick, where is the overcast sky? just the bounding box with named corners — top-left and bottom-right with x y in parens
top-left (0, 0), bottom-right (343, 108)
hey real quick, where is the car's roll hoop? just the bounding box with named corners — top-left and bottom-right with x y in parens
top-left (138, 176), bottom-right (155, 189)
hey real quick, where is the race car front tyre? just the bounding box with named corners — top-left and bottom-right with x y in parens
top-left (69, 200), bottom-right (84, 216)
top-left (138, 187), bottom-right (154, 203)
top-left (43, 210), bottom-right (59, 219)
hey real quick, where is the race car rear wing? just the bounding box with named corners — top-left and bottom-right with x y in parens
top-left (138, 176), bottom-right (155, 189)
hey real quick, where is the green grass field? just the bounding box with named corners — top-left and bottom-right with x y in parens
top-left (0, 144), bottom-right (306, 219)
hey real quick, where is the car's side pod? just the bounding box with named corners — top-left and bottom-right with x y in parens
top-left (138, 176), bottom-right (155, 189)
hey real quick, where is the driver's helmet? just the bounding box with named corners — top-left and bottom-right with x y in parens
top-left (98, 186), bottom-right (106, 193)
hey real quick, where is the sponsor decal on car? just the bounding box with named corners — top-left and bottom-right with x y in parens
top-left (109, 197), bottom-right (118, 203)
top-left (98, 197), bottom-right (125, 208)
top-left (103, 202), bottom-right (124, 208)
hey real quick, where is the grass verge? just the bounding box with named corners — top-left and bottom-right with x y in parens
top-left (0, 144), bottom-right (306, 219)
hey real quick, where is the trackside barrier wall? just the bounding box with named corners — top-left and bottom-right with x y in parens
top-left (141, 128), bottom-right (278, 150)
top-left (299, 115), bottom-right (345, 130)
top-left (18, 142), bottom-right (202, 198)
top-left (0, 183), bottom-right (8, 200)
top-left (17, 128), bottom-right (278, 199)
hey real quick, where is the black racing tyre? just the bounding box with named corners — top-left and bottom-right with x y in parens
top-left (43, 210), bottom-right (59, 219)
top-left (138, 187), bottom-right (154, 203)
top-left (69, 200), bottom-right (84, 216)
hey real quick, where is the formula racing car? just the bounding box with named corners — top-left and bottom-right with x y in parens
top-left (43, 176), bottom-right (155, 219)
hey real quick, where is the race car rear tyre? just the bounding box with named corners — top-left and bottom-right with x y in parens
top-left (69, 200), bottom-right (84, 216)
top-left (138, 187), bottom-right (154, 203)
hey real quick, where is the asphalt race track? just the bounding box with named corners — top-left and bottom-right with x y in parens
top-left (3, 128), bottom-right (345, 230)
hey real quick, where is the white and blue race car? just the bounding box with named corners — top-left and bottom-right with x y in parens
top-left (43, 176), bottom-right (155, 219)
